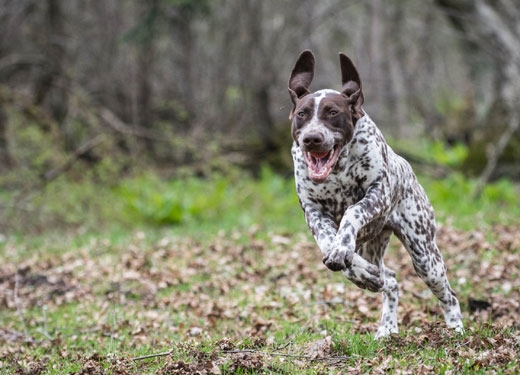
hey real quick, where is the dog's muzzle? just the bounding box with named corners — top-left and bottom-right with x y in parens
top-left (298, 124), bottom-right (342, 183)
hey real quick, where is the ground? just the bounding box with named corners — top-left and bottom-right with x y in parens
top-left (1, 224), bottom-right (519, 374)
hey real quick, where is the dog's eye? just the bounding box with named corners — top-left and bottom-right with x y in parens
top-left (297, 111), bottom-right (306, 118)
top-left (329, 110), bottom-right (338, 117)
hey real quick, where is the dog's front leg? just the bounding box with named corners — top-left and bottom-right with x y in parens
top-left (301, 205), bottom-right (375, 289)
top-left (324, 183), bottom-right (391, 291)
top-left (303, 206), bottom-right (339, 260)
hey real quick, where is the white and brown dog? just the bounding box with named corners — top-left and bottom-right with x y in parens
top-left (288, 50), bottom-right (463, 338)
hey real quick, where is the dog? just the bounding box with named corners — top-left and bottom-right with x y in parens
top-left (288, 50), bottom-right (463, 339)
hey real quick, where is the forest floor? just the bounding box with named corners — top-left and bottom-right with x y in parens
top-left (1, 223), bottom-right (519, 374)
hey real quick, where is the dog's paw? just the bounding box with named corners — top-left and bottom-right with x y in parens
top-left (374, 325), bottom-right (398, 340)
top-left (359, 271), bottom-right (384, 292)
top-left (344, 256), bottom-right (383, 292)
top-left (343, 269), bottom-right (383, 292)
top-left (323, 256), bottom-right (346, 271)
top-left (323, 250), bottom-right (352, 271)
top-left (351, 254), bottom-right (380, 277)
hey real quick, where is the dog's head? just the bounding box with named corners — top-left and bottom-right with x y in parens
top-left (288, 50), bottom-right (364, 183)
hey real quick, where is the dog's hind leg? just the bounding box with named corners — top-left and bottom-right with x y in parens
top-left (395, 211), bottom-right (463, 333)
top-left (411, 241), bottom-right (463, 332)
top-left (343, 230), bottom-right (399, 338)
top-left (376, 266), bottom-right (399, 339)
top-left (362, 230), bottom-right (399, 339)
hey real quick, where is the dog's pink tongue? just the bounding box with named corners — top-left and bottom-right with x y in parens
top-left (311, 151), bottom-right (329, 159)
top-left (308, 151), bottom-right (331, 181)
top-left (310, 151), bottom-right (330, 170)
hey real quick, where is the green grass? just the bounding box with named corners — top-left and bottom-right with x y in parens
top-left (1, 220), bottom-right (520, 374)
top-left (1, 165), bottom-right (519, 373)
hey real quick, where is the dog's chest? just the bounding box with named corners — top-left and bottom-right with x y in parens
top-left (293, 147), bottom-right (369, 221)
top-left (294, 150), bottom-right (392, 242)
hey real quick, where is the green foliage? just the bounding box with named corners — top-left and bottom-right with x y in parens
top-left (389, 138), bottom-right (469, 168)
top-left (428, 141), bottom-right (469, 167)
top-left (3, 161), bottom-right (518, 235)
top-left (116, 165), bottom-right (518, 233)
top-left (420, 173), bottom-right (519, 228)
top-left (1, 131), bottom-right (517, 235)
top-left (116, 166), bottom-right (302, 232)
top-left (481, 178), bottom-right (517, 203)
top-left (117, 173), bottom-right (229, 225)
top-left (366, 138), bottom-right (518, 228)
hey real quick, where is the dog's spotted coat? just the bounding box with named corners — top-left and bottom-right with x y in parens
top-left (288, 50), bottom-right (463, 339)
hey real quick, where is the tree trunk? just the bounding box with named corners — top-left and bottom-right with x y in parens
top-left (34, 0), bottom-right (68, 125)
top-left (136, 0), bottom-right (159, 154)
top-left (368, 0), bottom-right (384, 121)
top-left (384, 4), bottom-right (407, 136)
top-left (0, 104), bottom-right (11, 171)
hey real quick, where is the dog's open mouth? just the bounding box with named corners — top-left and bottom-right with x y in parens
top-left (304, 147), bottom-right (341, 182)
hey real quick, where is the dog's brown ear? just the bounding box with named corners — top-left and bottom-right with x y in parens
top-left (288, 50), bottom-right (315, 106)
top-left (339, 53), bottom-right (364, 120)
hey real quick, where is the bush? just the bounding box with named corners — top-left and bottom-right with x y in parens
top-left (117, 173), bottom-right (230, 226)
top-left (420, 173), bottom-right (519, 228)
top-left (116, 166), bottom-right (302, 231)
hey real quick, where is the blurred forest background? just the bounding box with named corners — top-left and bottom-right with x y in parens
top-left (1, 0), bottom-right (520, 234)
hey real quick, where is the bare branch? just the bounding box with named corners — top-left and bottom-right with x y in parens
top-left (99, 108), bottom-right (166, 141)
top-left (43, 134), bottom-right (106, 183)
top-left (131, 350), bottom-right (173, 361)
top-left (131, 346), bottom-right (352, 364)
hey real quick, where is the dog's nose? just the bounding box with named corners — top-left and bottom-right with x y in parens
top-left (302, 132), bottom-right (324, 148)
